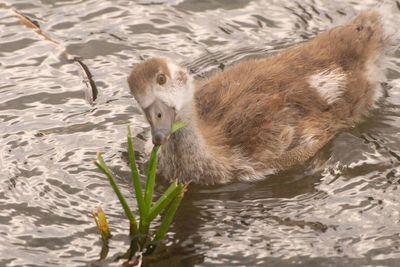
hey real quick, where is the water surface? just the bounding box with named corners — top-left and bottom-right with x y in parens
top-left (1, 0), bottom-right (400, 266)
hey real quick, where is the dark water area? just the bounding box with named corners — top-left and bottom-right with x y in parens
top-left (1, 0), bottom-right (400, 266)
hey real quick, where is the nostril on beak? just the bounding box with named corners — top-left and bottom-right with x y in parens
top-left (152, 130), bottom-right (167, 145)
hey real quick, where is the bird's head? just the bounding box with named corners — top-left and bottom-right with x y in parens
top-left (128, 58), bottom-right (193, 145)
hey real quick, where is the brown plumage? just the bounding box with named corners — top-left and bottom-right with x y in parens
top-left (128, 8), bottom-right (397, 184)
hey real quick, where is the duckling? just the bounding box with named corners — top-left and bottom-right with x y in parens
top-left (128, 8), bottom-right (398, 185)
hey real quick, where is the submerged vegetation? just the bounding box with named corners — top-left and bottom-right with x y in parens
top-left (93, 123), bottom-right (189, 263)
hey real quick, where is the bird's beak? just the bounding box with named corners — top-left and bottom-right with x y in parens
top-left (143, 99), bottom-right (176, 145)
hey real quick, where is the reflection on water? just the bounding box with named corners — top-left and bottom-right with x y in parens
top-left (1, 0), bottom-right (400, 266)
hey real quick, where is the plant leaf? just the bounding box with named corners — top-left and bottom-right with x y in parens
top-left (128, 125), bottom-right (145, 218)
top-left (95, 153), bottom-right (138, 236)
top-left (153, 184), bottom-right (185, 242)
top-left (146, 181), bottom-right (181, 223)
top-left (143, 145), bottom-right (160, 214)
top-left (91, 206), bottom-right (111, 243)
top-left (171, 121), bottom-right (189, 134)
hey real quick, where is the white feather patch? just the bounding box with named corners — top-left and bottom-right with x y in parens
top-left (375, 1), bottom-right (400, 48)
top-left (136, 93), bottom-right (155, 109)
top-left (309, 68), bottom-right (347, 105)
top-left (153, 61), bottom-right (193, 111)
top-left (167, 62), bottom-right (180, 80)
top-left (301, 134), bottom-right (316, 146)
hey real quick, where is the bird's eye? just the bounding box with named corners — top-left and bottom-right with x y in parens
top-left (157, 74), bottom-right (167, 85)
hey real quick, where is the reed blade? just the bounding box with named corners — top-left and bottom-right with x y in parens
top-left (143, 145), bottom-right (160, 214)
top-left (146, 182), bottom-right (181, 223)
top-left (128, 125), bottom-right (145, 218)
top-left (153, 185), bottom-right (185, 242)
top-left (95, 153), bottom-right (138, 235)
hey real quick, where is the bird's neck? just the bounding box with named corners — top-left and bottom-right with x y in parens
top-left (157, 99), bottom-right (218, 183)
top-left (175, 99), bottom-right (194, 123)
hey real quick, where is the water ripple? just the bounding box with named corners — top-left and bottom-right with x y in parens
top-left (1, 0), bottom-right (400, 266)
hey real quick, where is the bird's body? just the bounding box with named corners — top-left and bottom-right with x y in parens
top-left (128, 8), bottom-right (398, 185)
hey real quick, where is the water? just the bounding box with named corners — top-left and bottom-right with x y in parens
top-left (1, 0), bottom-right (400, 266)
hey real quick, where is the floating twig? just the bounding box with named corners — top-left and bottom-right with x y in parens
top-left (1, 4), bottom-right (98, 104)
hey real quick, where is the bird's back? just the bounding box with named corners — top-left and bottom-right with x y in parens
top-left (193, 9), bottom-right (390, 171)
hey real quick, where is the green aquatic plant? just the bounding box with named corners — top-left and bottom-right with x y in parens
top-left (93, 122), bottom-right (189, 252)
